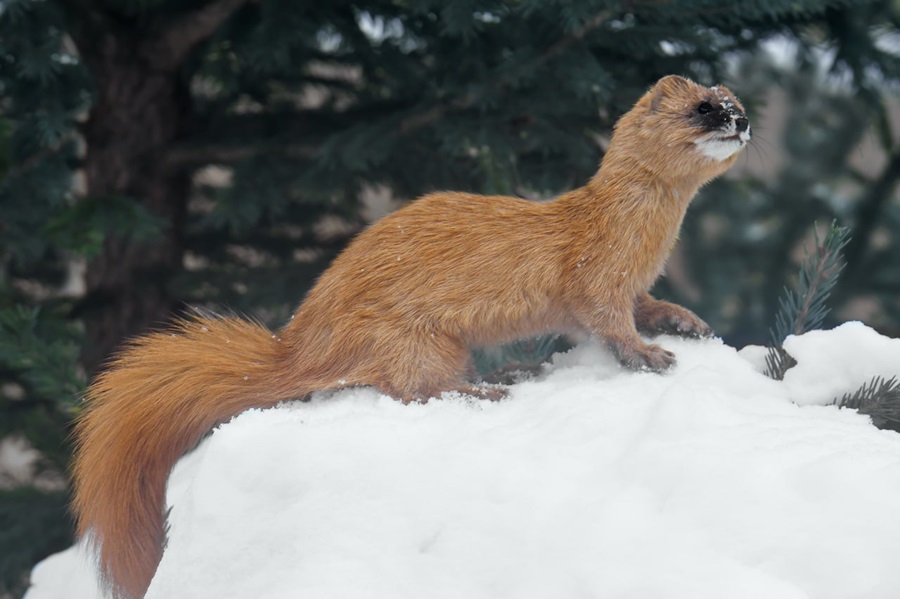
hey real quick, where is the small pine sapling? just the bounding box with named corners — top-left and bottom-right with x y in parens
top-left (764, 222), bottom-right (850, 380)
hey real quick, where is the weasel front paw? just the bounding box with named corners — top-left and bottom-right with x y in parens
top-left (669, 310), bottom-right (712, 338)
top-left (615, 342), bottom-right (676, 372)
top-left (637, 303), bottom-right (712, 339)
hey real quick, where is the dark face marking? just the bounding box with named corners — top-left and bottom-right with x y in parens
top-left (689, 87), bottom-right (752, 161)
top-left (690, 97), bottom-right (745, 133)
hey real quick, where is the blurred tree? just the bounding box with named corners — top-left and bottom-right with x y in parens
top-left (1, 0), bottom-right (899, 593)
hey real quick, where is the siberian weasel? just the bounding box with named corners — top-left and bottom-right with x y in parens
top-left (73, 74), bottom-right (750, 598)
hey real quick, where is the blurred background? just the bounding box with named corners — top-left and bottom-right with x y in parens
top-left (1, 0), bottom-right (899, 595)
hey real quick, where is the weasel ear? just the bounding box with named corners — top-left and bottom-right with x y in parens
top-left (650, 75), bottom-right (695, 112)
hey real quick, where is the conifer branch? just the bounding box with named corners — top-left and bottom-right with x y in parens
top-left (399, 9), bottom-right (614, 135)
top-left (834, 376), bottom-right (900, 432)
top-left (764, 222), bottom-right (850, 380)
top-left (4, 132), bottom-right (79, 179)
top-left (159, 107), bottom-right (389, 170)
top-left (142, 0), bottom-right (254, 71)
top-left (170, 9), bottom-right (616, 163)
top-left (161, 141), bottom-right (318, 170)
top-left (764, 346), bottom-right (794, 382)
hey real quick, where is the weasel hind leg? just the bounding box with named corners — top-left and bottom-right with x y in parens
top-left (375, 332), bottom-right (505, 403)
top-left (374, 331), bottom-right (467, 403)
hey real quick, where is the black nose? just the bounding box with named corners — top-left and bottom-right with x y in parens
top-left (735, 116), bottom-right (749, 133)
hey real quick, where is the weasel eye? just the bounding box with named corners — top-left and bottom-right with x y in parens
top-left (697, 101), bottom-right (714, 115)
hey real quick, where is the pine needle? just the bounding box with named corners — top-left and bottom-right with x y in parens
top-left (764, 222), bottom-right (850, 380)
top-left (834, 376), bottom-right (900, 432)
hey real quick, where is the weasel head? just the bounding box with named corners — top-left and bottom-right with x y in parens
top-left (687, 83), bottom-right (751, 162)
top-left (610, 75), bottom-right (751, 183)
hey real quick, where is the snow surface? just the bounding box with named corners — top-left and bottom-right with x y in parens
top-left (25, 322), bottom-right (900, 599)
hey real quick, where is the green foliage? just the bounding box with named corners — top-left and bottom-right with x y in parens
top-left (0, 303), bottom-right (83, 471)
top-left (764, 223), bottom-right (850, 380)
top-left (835, 375), bottom-right (900, 432)
top-left (0, 488), bottom-right (73, 597)
top-left (44, 195), bottom-right (167, 258)
top-left (0, 0), bottom-right (89, 266)
top-left (0, 299), bottom-right (82, 595)
top-left (0, 306), bottom-right (82, 404)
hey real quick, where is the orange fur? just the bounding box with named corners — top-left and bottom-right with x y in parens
top-left (72, 75), bottom-right (748, 598)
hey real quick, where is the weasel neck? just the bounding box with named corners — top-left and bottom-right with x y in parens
top-left (589, 152), bottom-right (705, 206)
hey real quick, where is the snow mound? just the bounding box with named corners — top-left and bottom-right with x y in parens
top-left (26, 323), bottom-right (900, 599)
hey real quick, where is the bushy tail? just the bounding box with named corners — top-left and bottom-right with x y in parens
top-left (72, 316), bottom-right (306, 599)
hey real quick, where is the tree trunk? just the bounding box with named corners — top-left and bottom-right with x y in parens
top-left (77, 32), bottom-right (191, 375)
